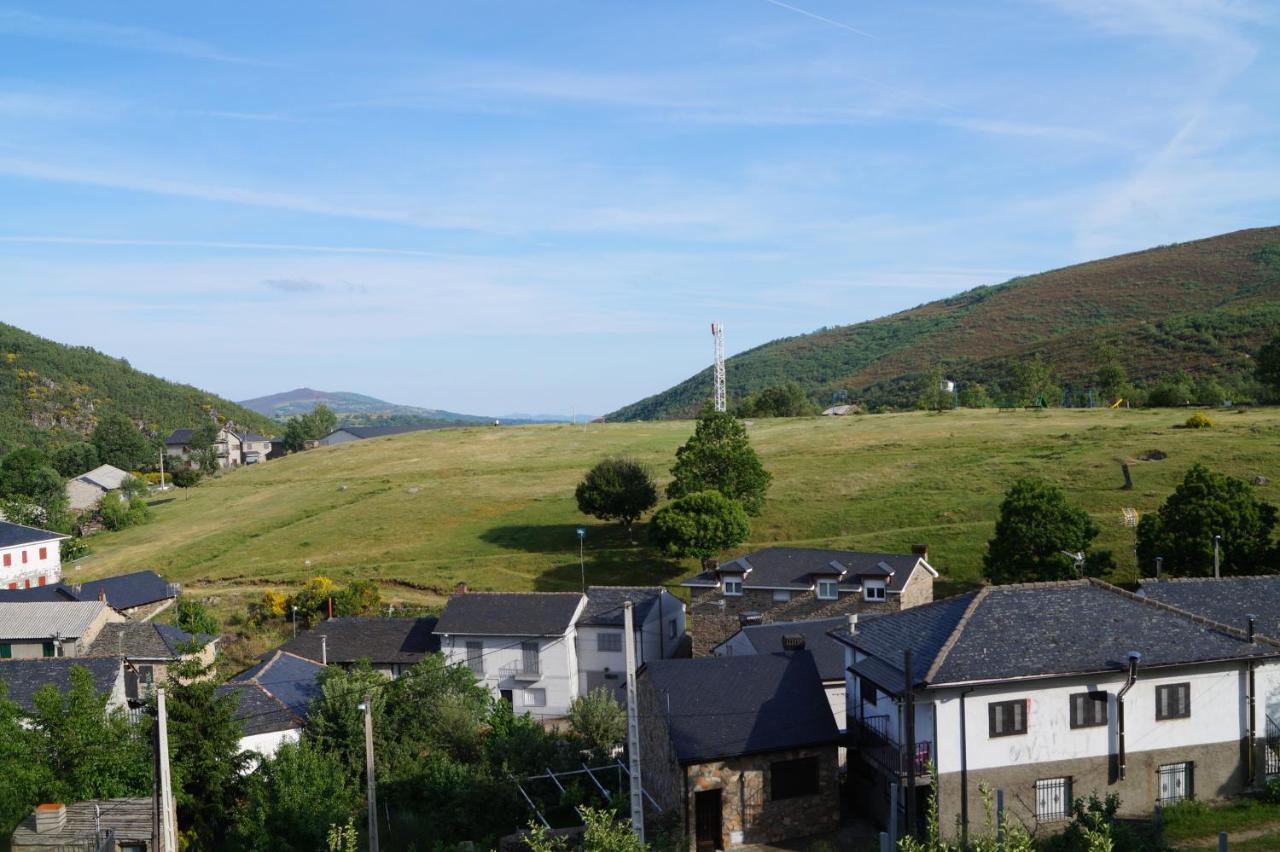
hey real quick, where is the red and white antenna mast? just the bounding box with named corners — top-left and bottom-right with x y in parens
top-left (710, 322), bottom-right (726, 412)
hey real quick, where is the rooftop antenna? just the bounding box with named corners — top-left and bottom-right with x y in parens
top-left (1061, 550), bottom-right (1086, 576)
top-left (710, 322), bottom-right (726, 413)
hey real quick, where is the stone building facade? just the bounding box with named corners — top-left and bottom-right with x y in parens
top-left (682, 546), bottom-right (937, 655)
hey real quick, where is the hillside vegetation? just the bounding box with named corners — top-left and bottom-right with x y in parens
top-left (239, 387), bottom-right (492, 426)
top-left (610, 227), bottom-right (1280, 420)
top-left (0, 322), bottom-right (277, 453)
top-left (78, 407), bottom-right (1280, 614)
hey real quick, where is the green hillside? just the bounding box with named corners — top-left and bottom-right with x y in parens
top-left (78, 408), bottom-right (1280, 616)
top-left (0, 322), bottom-right (278, 453)
top-left (238, 387), bottom-right (492, 425)
top-left (610, 227), bottom-right (1280, 420)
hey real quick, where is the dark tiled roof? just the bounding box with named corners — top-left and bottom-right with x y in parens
top-left (681, 547), bottom-right (927, 592)
top-left (0, 585), bottom-right (75, 603)
top-left (327, 425), bottom-right (451, 440)
top-left (236, 432), bottom-right (273, 443)
top-left (0, 520), bottom-right (65, 548)
top-left (0, 658), bottom-right (123, 712)
top-left (85, 622), bottom-right (211, 660)
top-left (728, 617), bottom-right (848, 682)
top-left (74, 571), bottom-right (176, 610)
top-left (1140, 577), bottom-right (1280, 638)
top-left (837, 580), bottom-right (1280, 691)
top-left (165, 429), bottom-right (194, 445)
top-left (581, 587), bottom-right (666, 626)
top-left (643, 651), bottom-right (839, 763)
top-left (218, 651), bottom-right (324, 736)
top-left (436, 592), bottom-right (584, 636)
top-left (275, 617), bottom-right (439, 665)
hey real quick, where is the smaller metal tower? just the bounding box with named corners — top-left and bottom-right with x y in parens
top-left (711, 322), bottom-right (726, 412)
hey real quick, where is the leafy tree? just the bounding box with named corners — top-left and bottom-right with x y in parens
top-left (51, 442), bottom-right (99, 477)
top-left (666, 411), bottom-right (771, 516)
top-left (1009, 355), bottom-right (1058, 407)
top-left (1146, 380), bottom-right (1191, 407)
top-left (737, 383), bottom-right (816, 418)
top-left (983, 478), bottom-right (1109, 584)
top-left (160, 657), bottom-right (248, 850)
top-left (1136, 464), bottom-right (1278, 576)
top-left (526, 806), bottom-right (646, 852)
top-left (308, 403), bottom-right (338, 438)
top-left (234, 739), bottom-right (356, 852)
top-left (575, 458), bottom-right (658, 534)
top-left (1256, 333), bottom-right (1280, 399)
top-left (0, 687), bottom-right (53, 836)
top-left (281, 418), bottom-right (310, 454)
top-left (92, 411), bottom-right (154, 471)
top-left (0, 448), bottom-right (65, 514)
top-left (333, 578), bottom-right (382, 617)
top-left (650, 490), bottom-right (750, 561)
top-left (1096, 345), bottom-right (1129, 403)
top-left (96, 490), bottom-right (151, 530)
top-left (170, 467), bottom-right (202, 488)
top-left (175, 598), bottom-right (220, 636)
top-left (567, 687), bottom-right (625, 754)
top-left (916, 365), bottom-right (954, 412)
top-left (188, 420), bottom-right (222, 474)
top-left (306, 662), bottom-right (389, 779)
top-left (957, 382), bottom-right (991, 409)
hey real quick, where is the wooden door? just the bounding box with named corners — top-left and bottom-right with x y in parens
top-left (694, 789), bottom-right (722, 852)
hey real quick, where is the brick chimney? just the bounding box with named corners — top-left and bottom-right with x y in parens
top-left (911, 544), bottom-right (928, 562)
top-left (34, 803), bottom-right (66, 834)
top-left (455, 581), bottom-right (468, 595)
top-left (98, 586), bottom-right (107, 603)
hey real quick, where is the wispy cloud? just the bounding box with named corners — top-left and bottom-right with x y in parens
top-left (0, 8), bottom-right (259, 64)
top-left (941, 117), bottom-right (1121, 145)
top-left (760, 0), bottom-right (875, 39)
top-left (0, 235), bottom-right (458, 258)
top-left (262, 278), bottom-right (324, 293)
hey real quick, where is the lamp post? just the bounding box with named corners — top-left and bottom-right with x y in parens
top-left (1214, 535), bottom-right (1222, 579)
top-left (576, 527), bottom-right (587, 592)
top-left (292, 605), bottom-right (298, 638)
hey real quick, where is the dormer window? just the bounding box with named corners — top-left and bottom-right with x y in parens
top-left (722, 578), bottom-right (743, 596)
top-left (864, 581), bottom-right (886, 602)
top-left (816, 579), bottom-right (839, 600)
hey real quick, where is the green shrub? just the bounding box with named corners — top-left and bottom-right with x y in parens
top-left (1184, 413), bottom-right (1213, 429)
top-left (170, 468), bottom-right (202, 488)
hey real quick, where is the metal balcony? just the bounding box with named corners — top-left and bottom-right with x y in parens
top-left (500, 660), bottom-right (541, 682)
top-left (853, 714), bottom-right (931, 780)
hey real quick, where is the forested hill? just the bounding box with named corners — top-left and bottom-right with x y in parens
top-left (0, 322), bottom-right (277, 453)
top-left (238, 387), bottom-right (492, 425)
top-left (608, 226), bottom-right (1280, 420)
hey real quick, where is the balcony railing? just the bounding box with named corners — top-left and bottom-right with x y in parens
top-left (500, 659), bottom-right (542, 681)
top-left (854, 714), bottom-right (931, 778)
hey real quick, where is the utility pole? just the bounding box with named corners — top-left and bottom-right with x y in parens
top-left (903, 648), bottom-right (916, 840)
top-left (361, 697), bottom-right (380, 852)
top-left (623, 601), bottom-right (645, 842)
top-left (159, 449), bottom-right (166, 490)
top-left (156, 688), bottom-right (177, 852)
top-left (576, 528), bottom-right (587, 593)
top-left (1214, 535), bottom-right (1222, 579)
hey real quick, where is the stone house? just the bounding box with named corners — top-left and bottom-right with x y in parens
top-left (84, 621), bottom-right (218, 704)
top-left (832, 579), bottom-right (1280, 840)
top-left (65, 464), bottom-right (133, 512)
top-left (275, 615), bottom-right (440, 679)
top-left (681, 546), bottom-right (937, 655)
top-left (638, 651), bottom-right (841, 850)
top-left (165, 427), bottom-right (243, 469)
top-left (0, 601), bottom-right (124, 658)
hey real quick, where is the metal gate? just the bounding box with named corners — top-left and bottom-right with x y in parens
top-left (1266, 715), bottom-right (1280, 777)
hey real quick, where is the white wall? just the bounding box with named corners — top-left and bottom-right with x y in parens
top-left (931, 660), bottom-right (1271, 775)
top-left (0, 538), bottom-right (62, 589)
top-left (239, 728), bottom-right (301, 761)
top-left (848, 650), bottom-right (934, 753)
top-left (441, 632), bottom-right (581, 718)
top-left (576, 592), bottom-right (687, 693)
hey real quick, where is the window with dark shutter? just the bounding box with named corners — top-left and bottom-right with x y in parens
top-left (770, 756), bottom-right (820, 800)
top-left (465, 641), bottom-right (484, 675)
top-left (988, 699), bottom-right (1028, 737)
top-left (1069, 691), bottom-right (1108, 728)
top-left (860, 676), bottom-right (878, 706)
top-left (1156, 683), bottom-right (1191, 720)
top-left (597, 632), bottom-right (623, 653)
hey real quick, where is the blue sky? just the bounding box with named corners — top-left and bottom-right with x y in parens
top-left (1, 1), bottom-right (1277, 416)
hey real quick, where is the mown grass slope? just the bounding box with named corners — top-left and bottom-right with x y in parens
top-left (75, 408), bottom-right (1280, 614)
top-left (611, 226), bottom-right (1280, 419)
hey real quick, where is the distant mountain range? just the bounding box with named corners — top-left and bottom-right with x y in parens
top-left (608, 226), bottom-right (1280, 420)
top-left (0, 322), bottom-right (277, 452)
top-left (238, 388), bottom-right (591, 426)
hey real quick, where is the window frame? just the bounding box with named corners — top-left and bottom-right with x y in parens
top-left (1155, 683), bottom-right (1191, 721)
top-left (465, 640), bottom-right (484, 676)
top-left (597, 632), bottom-right (623, 653)
top-left (523, 688), bottom-right (547, 708)
top-left (770, 755), bottom-right (821, 801)
top-left (1034, 777), bottom-right (1071, 823)
top-left (816, 579), bottom-right (839, 600)
top-left (772, 589), bottom-right (792, 603)
top-left (722, 578), bottom-right (743, 597)
top-left (864, 582), bottom-right (886, 602)
top-left (1069, 691), bottom-right (1108, 729)
top-left (988, 699), bottom-right (1028, 738)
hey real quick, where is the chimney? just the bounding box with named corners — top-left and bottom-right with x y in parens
top-left (34, 804), bottom-right (66, 834)
top-left (98, 586), bottom-right (107, 603)
top-left (911, 544), bottom-right (928, 562)
top-left (455, 581), bottom-right (468, 595)
top-left (321, 635), bottom-right (328, 665)
top-left (847, 613), bottom-right (859, 635)
top-left (782, 634), bottom-right (806, 652)
top-left (1248, 614), bottom-right (1258, 644)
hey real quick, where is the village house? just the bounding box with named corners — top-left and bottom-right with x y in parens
top-left (832, 579), bottom-right (1280, 839)
top-left (84, 621), bottom-right (218, 703)
top-left (681, 546), bottom-right (937, 654)
top-left (638, 651), bottom-right (842, 851)
top-left (576, 586), bottom-right (689, 702)
top-left (218, 649), bottom-right (325, 759)
top-left (0, 601), bottom-right (124, 658)
top-left (65, 463), bottom-right (133, 512)
top-left (0, 657), bottom-right (128, 714)
top-left (318, 423), bottom-right (451, 446)
top-left (237, 431), bottom-right (274, 464)
top-left (1139, 576), bottom-right (1280, 639)
top-left (0, 520), bottom-right (68, 590)
top-left (436, 591), bottom-right (586, 718)
top-left (0, 570), bottom-right (181, 620)
top-left (10, 798), bottom-right (154, 851)
top-left (165, 427), bottom-right (249, 469)
top-left (275, 615), bottom-right (439, 678)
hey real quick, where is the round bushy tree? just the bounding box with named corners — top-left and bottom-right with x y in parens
top-left (983, 478), bottom-right (1106, 584)
top-left (1256, 333), bottom-right (1280, 399)
top-left (667, 411), bottom-right (771, 516)
top-left (575, 457), bottom-right (658, 534)
top-left (1136, 464), bottom-right (1278, 576)
top-left (650, 490), bottom-right (750, 561)
top-left (91, 411), bottom-right (153, 471)
top-left (51, 442), bottom-right (99, 478)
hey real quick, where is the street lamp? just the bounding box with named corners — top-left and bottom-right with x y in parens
top-left (1214, 535), bottom-right (1222, 579)
top-left (292, 605), bottom-right (299, 638)
top-left (576, 527), bottom-right (587, 592)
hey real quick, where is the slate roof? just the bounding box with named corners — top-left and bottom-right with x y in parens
top-left (642, 651), bottom-right (839, 763)
top-left (236, 432), bottom-right (273, 443)
top-left (326, 424), bottom-right (451, 440)
top-left (436, 592), bottom-right (585, 637)
top-left (275, 616), bottom-right (439, 665)
top-left (581, 587), bottom-right (667, 626)
top-left (0, 657), bottom-right (124, 712)
top-left (722, 617), bottom-right (849, 682)
top-left (165, 428), bottom-right (194, 445)
top-left (76, 464), bottom-right (131, 491)
top-left (0, 519), bottom-right (66, 548)
top-left (218, 651), bottom-right (325, 736)
top-left (85, 622), bottom-right (213, 660)
top-left (0, 601), bottom-right (110, 639)
top-left (833, 580), bottom-right (1280, 692)
top-left (1140, 577), bottom-right (1280, 639)
top-left (11, 798), bottom-right (153, 846)
top-left (681, 547), bottom-right (930, 593)
top-left (0, 570), bottom-right (176, 610)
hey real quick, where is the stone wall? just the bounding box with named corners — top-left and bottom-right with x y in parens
top-left (935, 739), bottom-right (1255, 840)
top-left (637, 674), bottom-right (686, 815)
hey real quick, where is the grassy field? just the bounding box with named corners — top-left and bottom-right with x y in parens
top-left (71, 407), bottom-right (1280, 617)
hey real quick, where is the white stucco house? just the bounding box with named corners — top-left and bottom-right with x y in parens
top-left (576, 586), bottom-right (688, 704)
top-left (833, 579), bottom-right (1280, 839)
top-left (0, 520), bottom-right (67, 590)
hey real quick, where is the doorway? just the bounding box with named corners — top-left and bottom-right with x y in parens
top-left (500, 689), bottom-right (513, 707)
top-left (694, 789), bottom-right (722, 852)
